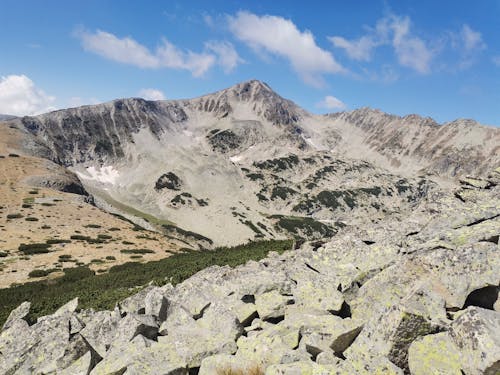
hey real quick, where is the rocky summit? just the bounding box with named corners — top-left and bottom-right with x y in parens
top-left (0, 80), bottom-right (499, 374)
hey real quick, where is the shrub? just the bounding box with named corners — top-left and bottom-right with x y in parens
top-left (97, 234), bottom-right (112, 240)
top-left (8, 153), bottom-right (19, 158)
top-left (6, 213), bottom-right (23, 219)
top-left (120, 249), bottom-right (155, 254)
top-left (0, 240), bottom-right (292, 326)
top-left (28, 269), bottom-right (57, 278)
top-left (122, 240), bottom-right (135, 245)
top-left (28, 190), bottom-right (38, 195)
top-left (0, 252), bottom-right (8, 257)
top-left (41, 225), bottom-right (51, 229)
top-left (130, 255), bottom-right (143, 259)
top-left (22, 204), bottom-right (33, 208)
top-left (84, 224), bottom-right (101, 228)
top-left (25, 217), bottom-right (39, 222)
top-left (105, 256), bottom-right (116, 260)
top-left (58, 254), bottom-right (72, 260)
top-left (18, 243), bottom-right (51, 254)
top-left (109, 227), bottom-right (121, 231)
top-left (90, 259), bottom-right (104, 264)
top-left (41, 203), bottom-right (55, 207)
top-left (70, 235), bottom-right (91, 241)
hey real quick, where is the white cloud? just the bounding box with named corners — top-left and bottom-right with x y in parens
top-left (0, 75), bottom-right (56, 116)
top-left (493, 56), bottom-right (500, 67)
top-left (388, 15), bottom-right (432, 74)
top-left (76, 29), bottom-right (240, 77)
top-left (461, 24), bottom-right (486, 52)
top-left (138, 88), bottom-right (166, 101)
top-left (205, 41), bottom-right (244, 73)
top-left (328, 35), bottom-right (379, 61)
top-left (79, 29), bottom-right (159, 68)
top-left (316, 95), bottom-right (346, 110)
top-left (68, 97), bottom-right (101, 108)
top-left (329, 13), bottom-right (433, 74)
top-left (228, 11), bottom-right (344, 86)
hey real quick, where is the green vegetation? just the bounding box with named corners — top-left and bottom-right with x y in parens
top-left (18, 243), bottom-right (51, 254)
top-left (105, 256), bottom-right (116, 260)
top-left (162, 224), bottom-right (213, 245)
top-left (0, 252), bottom-right (8, 257)
top-left (58, 254), bottom-right (72, 261)
top-left (0, 240), bottom-right (292, 326)
top-left (25, 217), bottom-right (39, 222)
top-left (84, 224), bottom-right (102, 228)
top-left (120, 249), bottom-right (155, 254)
top-left (6, 213), bottom-right (23, 219)
top-left (272, 215), bottom-right (337, 239)
top-left (97, 234), bottom-right (112, 240)
top-left (270, 186), bottom-right (298, 200)
top-left (254, 154), bottom-right (299, 172)
top-left (28, 269), bottom-right (58, 278)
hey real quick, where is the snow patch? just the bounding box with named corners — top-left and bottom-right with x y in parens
top-left (76, 165), bottom-right (120, 185)
top-left (230, 155), bottom-right (243, 163)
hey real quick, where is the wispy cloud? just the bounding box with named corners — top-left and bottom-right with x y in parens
top-left (329, 13), bottom-right (434, 74)
top-left (492, 56), bottom-right (500, 67)
top-left (0, 75), bottom-right (56, 116)
top-left (205, 41), bottom-right (244, 73)
top-left (228, 11), bottom-right (344, 87)
top-left (138, 88), bottom-right (166, 101)
top-left (76, 28), bottom-right (242, 77)
top-left (316, 95), bottom-right (346, 110)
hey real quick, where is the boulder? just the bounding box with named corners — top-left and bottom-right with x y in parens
top-left (144, 288), bottom-right (169, 321)
top-left (255, 290), bottom-right (294, 320)
top-left (2, 301), bottom-right (30, 330)
top-left (80, 310), bottom-right (120, 358)
top-left (199, 354), bottom-right (261, 375)
top-left (449, 306), bottom-right (500, 375)
top-left (408, 332), bottom-right (462, 375)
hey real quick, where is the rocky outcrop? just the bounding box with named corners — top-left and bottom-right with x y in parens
top-left (1, 171), bottom-right (498, 374)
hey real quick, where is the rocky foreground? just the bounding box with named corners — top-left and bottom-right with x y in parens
top-left (1, 170), bottom-right (499, 374)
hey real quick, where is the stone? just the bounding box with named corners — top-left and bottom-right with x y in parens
top-left (107, 313), bottom-right (159, 352)
top-left (80, 310), bottom-right (120, 358)
top-left (58, 351), bottom-right (93, 375)
top-left (54, 297), bottom-right (79, 316)
top-left (408, 332), bottom-right (462, 375)
top-left (449, 306), bottom-right (500, 375)
top-left (293, 277), bottom-right (344, 313)
top-left (117, 285), bottom-right (156, 315)
top-left (144, 288), bottom-right (169, 321)
top-left (2, 301), bottom-right (30, 330)
top-left (255, 290), bottom-right (293, 320)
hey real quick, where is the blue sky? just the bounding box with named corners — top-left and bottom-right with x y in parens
top-left (0, 0), bottom-right (499, 126)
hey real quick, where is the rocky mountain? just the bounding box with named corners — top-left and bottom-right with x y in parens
top-left (0, 114), bottom-right (16, 121)
top-left (3, 80), bottom-right (498, 247)
top-left (1, 169), bottom-right (498, 374)
top-left (0, 79), bottom-right (499, 374)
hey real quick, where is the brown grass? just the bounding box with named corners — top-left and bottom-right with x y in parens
top-left (216, 366), bottom-right (264, 375)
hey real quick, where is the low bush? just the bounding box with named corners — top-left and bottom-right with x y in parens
top-left (18, 243), bottom-right (51, 254)
top-left (84, 224), bottom-right (101, 228)
top-left (120, 249), bottom-right (155, 254)
top-left (25, 217), bottom-right (39, 222)
top-left (0, 240), bottom-right (292, 326)
top-left (105, 256), bottom-right (116, 260)
top-left (6, 213), bottom-right (23, 219)
top-left (46, 239), bottom-right (71, 244)
top-left (97, 234), bottom-right (112, 240)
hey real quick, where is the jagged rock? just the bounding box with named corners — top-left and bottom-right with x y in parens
top-left (449, 306), bottom-right (500, 375)
top-left (159, 302), bottom-right (195, 335)
top-left (460, 176), bottom-right (492, 189)
top-left (255, 290), bottom-right (294, 320)
top-left (408, 332), bottom-right (462, 375)
top-left (117, 285), bottom-right (156, 315)
top-left (315, 350), bottom-right (341, 366)
top-left (107, 313), bottom-right (159, 353)
top-left (58, 351), bottom-right (93, 375)
top-left (344, 306), bottom-right (436, 372)
top-left (1, 300), bottom-right (30, 330)
top-left (144, 288), bottom-right (169, 321)
top-left (0, 314), bottom-right (72, 374)
top-left (56, 334), bottom-right (92, 370)
top-left (293, 277), bottom-right (344, 313)
top-left (54, 297), bottom-right (79, 316)
top-left (79, 310), bottom-right (121, 358)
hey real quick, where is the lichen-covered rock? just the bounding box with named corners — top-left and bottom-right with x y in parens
top-left (199, 354), bottom-right (261, 375)
top-left (1, 300), bottom-right (30, 330)
top-left (79, 310), bottom-right (121, 358)
top-left (449, 306), bottom-right (500, 375)
top-left (408, 332), bottom-right (462, 375)
top-left (144, 288), bottom-right (169, 321)
top-left (255, 290), bottom-right (293, 320)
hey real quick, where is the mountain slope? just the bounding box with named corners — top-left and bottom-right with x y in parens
top-left (3, 80), bottom-right (498, 248)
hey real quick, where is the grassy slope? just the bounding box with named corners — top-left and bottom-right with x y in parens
top-left (0, 239), bottom-right (293, 326)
